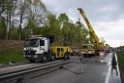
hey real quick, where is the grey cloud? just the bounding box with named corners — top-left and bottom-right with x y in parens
top-left (42, 0), bottom-right (124, 47)
top-left (43, 0), bottom-right (124, 22)
top-left (42, 0), bottom-right (124, 27)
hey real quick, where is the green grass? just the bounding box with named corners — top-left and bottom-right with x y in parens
top-left (117, 53), bottom-right (124, 74)
top-left (0, 48), bottom-right (27, 64)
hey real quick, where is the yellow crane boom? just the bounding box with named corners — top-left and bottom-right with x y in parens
top-left (77, 8), bottom-right (105, 50)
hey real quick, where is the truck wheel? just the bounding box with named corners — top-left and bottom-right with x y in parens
top-left (29, 59), bottom-right (35, 63)
top-left (95, 51), bottom-right (99, 56)
top-left (51, 54), bottom-right (55, 61)
top-left (64, 53), bottom-right (68, 59)
top-left (67, 53), bottom-right (71, 59)
top-left (42, 55), bottom-right (47, 62)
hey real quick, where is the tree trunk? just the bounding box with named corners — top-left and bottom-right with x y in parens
top-left (5, 13), bottom-right (9, 40)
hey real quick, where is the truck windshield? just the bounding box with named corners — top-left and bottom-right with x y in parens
top-left (82, 45), bottom-right (92, 49)
top-left (24, 39), bottom-right (39, 47)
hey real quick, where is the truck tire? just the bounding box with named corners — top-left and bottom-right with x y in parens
top-left (51, 54), bottom-right (55, 61)
top-left (41, 55), bottom-right (47, 62)
top-left (67, 53), bottom-right (71, 59)
top-left (64, 53), bottom-right (68, 59)
top-left (29, 59), bottom-right (35, 63)
top-left (95, 50), bottom-right (99, 56)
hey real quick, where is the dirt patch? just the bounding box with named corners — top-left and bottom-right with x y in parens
top-left (0, 40), bottom-right (24, 53)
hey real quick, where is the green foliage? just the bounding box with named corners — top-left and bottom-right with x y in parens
top-left (0, 17), bottom-right (6, 39)
top-left (47, 13), bottom-right (60, 35)
top-left (116, 46), bottom-right (124, 75)
top-left (117, 53), bottom-right (124, 74)
top-left (58, 13), bottom-right (69, 24)
top-left (9, 26), bottom-right (18, 40)
top-left (0, 0), bottom-right (6, 16)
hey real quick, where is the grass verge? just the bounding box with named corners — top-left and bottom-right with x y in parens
top-left (0, 48), bottom-right (27, 64)
top-left (117, 53), bottom-right (124, 74)
top-left (117, 53), bottom-right (124, 82)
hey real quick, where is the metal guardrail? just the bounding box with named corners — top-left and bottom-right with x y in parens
top-left (0, 60), bottom-right (67, 75)
top-left (0, 60), bottom-right (73, 83)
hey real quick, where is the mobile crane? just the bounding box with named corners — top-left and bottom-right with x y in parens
top-left (24, 35), bottom-right (71, 62)
top-left (77, 8), bottom-right (105, 56)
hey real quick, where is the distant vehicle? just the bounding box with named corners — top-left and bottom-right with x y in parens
top-left (78, 8), bottom-right (106, 56)
top-left (24, 35), bottom-right (71, 62)
top-left (80, 44), bottom-right (95, 57)
top-left (71, 47), bottom-right (80, 56)
top-left (104, 44), bottom-right (111, 54)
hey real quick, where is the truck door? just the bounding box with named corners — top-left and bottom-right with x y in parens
top-left (61, 48), bottom-right (64, 57)
top-left (39, 40), bottom-right (45, 53)
top-left (57, 48), bottom-right (60, 58)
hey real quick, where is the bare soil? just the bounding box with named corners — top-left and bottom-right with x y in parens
top-left (0, 40), bottom-right (24, 53)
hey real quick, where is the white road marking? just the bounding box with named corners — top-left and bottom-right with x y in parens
top-left (105, 53), bottom-right (112, 83)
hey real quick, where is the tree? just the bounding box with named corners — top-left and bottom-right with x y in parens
top-left (16, 0), bottom-right (27, 40)
top-left (46, 13), bottom-right (60, 42)
top-left (9, 26), bottom-right (18, 40)
top-left (0, 0), bottom-right (7, 17)
top-left (0, 0), bottom-right (89, 46)
top-left (0, 17), bottom-right (6, 39)
top-left (0, 0), bottom-right (17, 40)
top-left (58, 13), bottom-right (69, 29)
top-left (7, 0), bottom-right (16, 40)
top-left (9, 0), bottom-right (47, 40)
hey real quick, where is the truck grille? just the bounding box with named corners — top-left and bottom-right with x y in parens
top-left (24, 50), bottom-right (36, 55)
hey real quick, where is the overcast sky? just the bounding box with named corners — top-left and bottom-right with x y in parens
top-left (42, 0), bottom-right (124, 47)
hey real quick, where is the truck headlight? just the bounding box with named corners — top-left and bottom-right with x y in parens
top-left (34, 55), bottom-right (38, 58)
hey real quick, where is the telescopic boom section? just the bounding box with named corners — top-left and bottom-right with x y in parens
top-left (77, 8), bottom-right (99, 44)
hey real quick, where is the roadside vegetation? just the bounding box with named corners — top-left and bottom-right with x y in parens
top-left (0, 48), bottom-right (27, 64)
top-left (116, 46), bottom-right (124, 73)
top-left (117, 53), bottom-right (124, 73)
top-left (0, 40), bottom-right (27, 64)
top-left (116, 46), bottom-right (124, 82)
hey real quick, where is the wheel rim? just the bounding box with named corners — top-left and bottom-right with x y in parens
top-left (68, 54), bottom-right (70, 59)
top-left (43, 56), bottom-right (47, 61)
top-left (64, 54), bottom-right (67, 59)
top-left (51, 55), bottom-right (55, 60)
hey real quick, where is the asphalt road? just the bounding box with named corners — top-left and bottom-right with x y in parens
top-left (25, 53), bottom-right (121, 83)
